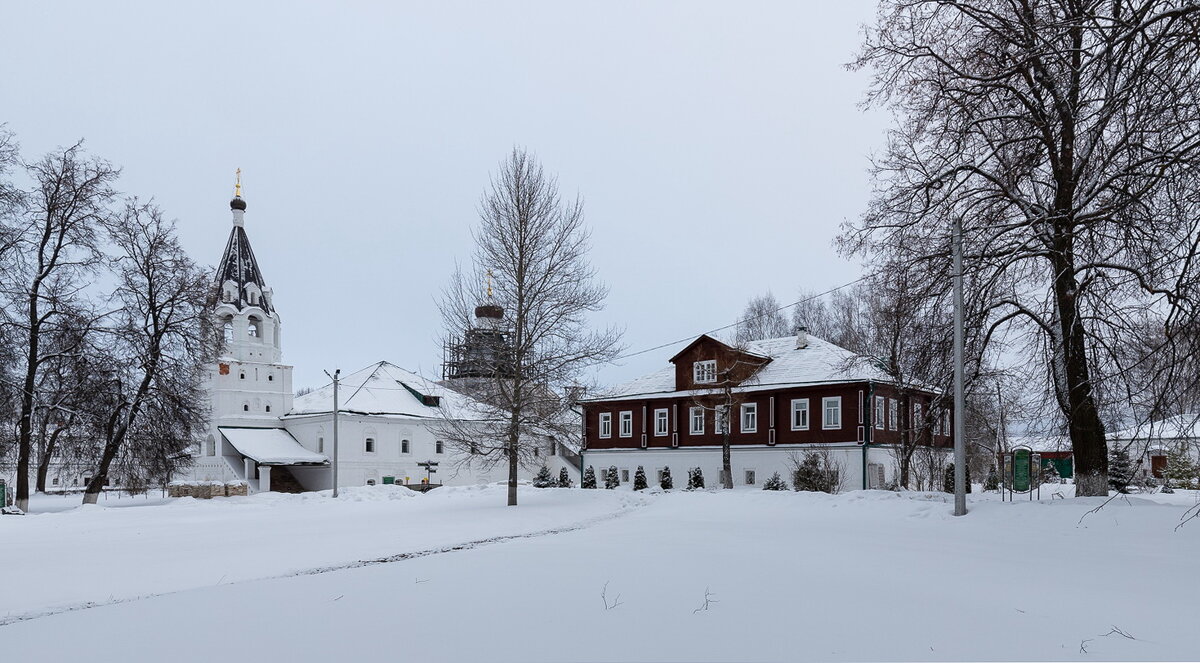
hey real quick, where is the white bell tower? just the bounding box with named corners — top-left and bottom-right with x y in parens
top-left (201, 172), bottom-right (294, 460)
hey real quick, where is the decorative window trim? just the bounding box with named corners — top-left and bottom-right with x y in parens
top-left (689, 406), bottom-right (705, 435)
top-left (740, 402), bottom-right (758, 433)
top-left (599, 412), bottom-right (612, 439)
top-left (874, 396), bottom-right (886, 430)
top-left (619, 411), bottom-right (633, 438)
top-left (822, 396), bottom-right (842, 430)
top-left (654, 409), bottom-right (669, 436)
top-left (790, 399), bottom-right (810, 431)
top-left (889, 398), bottom-right (899, 431)
top-left (693, 360), bottom-right (717, 384)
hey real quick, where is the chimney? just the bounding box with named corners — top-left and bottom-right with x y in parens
top-left (796, 326), bottom-right (809, 349)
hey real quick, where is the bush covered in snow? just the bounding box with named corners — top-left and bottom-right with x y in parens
top-left (582, 466), bottom-right (597, 489)
top-left (762, 472), bottom-right (788, 491)
top-left (557, 467), bottom-right (573, 488)
top-left (660, 466), bottom-right (673, 490)
top-left (533, 466), bottom-right (555, 488)
top-left (790, 452), bottom-right (841, 493)
top-left (605, 466), bottom-right (619, 489)
top-left (633, 466), bottom-right (648, 491)
top-left (1041, 460), bottom-right (1060, 485)
top-left (688, 467), bottom-right (705, 490)
top-left (1165, 446), bottom-right (1197, 489)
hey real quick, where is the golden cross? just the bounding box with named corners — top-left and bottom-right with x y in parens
top-left (235, 168), bottom-right (243, 197)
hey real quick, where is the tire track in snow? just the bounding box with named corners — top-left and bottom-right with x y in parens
top-left (0, 494), bottom-right (651, 628)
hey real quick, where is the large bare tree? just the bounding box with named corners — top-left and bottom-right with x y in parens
top-left (438, 148), bottom-right (621, 506)
top-left (845, 0), bottom-right (1200, 496)
top-left (3, 141), bottom-right (116, 510)
top-left (734, 292), bottom-right (792, 344)
top-left (81, 201), bottom-right (214, 504)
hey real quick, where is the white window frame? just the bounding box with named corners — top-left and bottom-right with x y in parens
top-left (790, 398), bottom-right (810, 430)
top-left (364, 437), bottom-right (376, 454)
top-left (619, 411), bottom-right (633, 438)
top-left (689, 406), bottom-right (705, 435)
top-left (874, 396), bottom-right (886, 430)
top-left (715, 404), bottom-right (729, 434)
top-left (599, 412), bottom-right (612, 439)
top-left (654, 408), bottom-right (669, 436)
top-left (943, 410), bottom-right (951, 436)
top-left (693, 360), bottom-right (717, 384)
top-left (740, 402), bottom-right (758, 433)
top-left (822, 396), bottom-right (842, 430)
top-left (889, 398), bottom-right (899, 431)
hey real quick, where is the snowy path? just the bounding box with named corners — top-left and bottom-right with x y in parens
top-left (3, 487), bottom-right (1199, 661)
top-left (2, 485), bottom-right (644, 621)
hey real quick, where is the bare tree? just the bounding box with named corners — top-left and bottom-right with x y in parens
top-left (81, 201), bottom-right (214, 504)
top-left (734, 292), bottom-right (791, 344)
top-left (3, 142), bottom-right (116, 510)
top-left (437, 148), bottom-right (621, 506)
top-left (846, 1), bottom-right (1200, 496)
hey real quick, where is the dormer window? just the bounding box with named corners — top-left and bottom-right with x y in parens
top-left (693, 360), bottom-right (717, 384)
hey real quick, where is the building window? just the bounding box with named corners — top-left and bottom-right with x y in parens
top-left (715, 405), bottom-right (729, 435)
top-left (401, 439), bottom-right (410, 454)
top-left (621, 469), bottom-right (630, 482)
top-left (268, 375), bottom-right (274, 382)
top-left (875, 396), bottom-right (885, 430)
top-left (265, 404), bottom-right (271, 413)
top-left (744, 469), bottom-right (756, 485)
top-left (365, 437), bottom-right (376, 453)
top-left (791, 399), bottom-right (809, 430)
top-left (943, 410), bottom-right (951, 436)
top-left (436, 440), bottom-right (444, 454)
top-left (654, 409), bottom-right (669, 436)
top-left (741, 403), bottom-right (757, 433)
top-left (599, 412), bottom-right (612, 438)
top-left (242, 403), bottom-right (249, 412)
top-left (52, 477), bottom-right (59, 486)
top-left (222, 321), bottom-right (234, 343)
top-left (889, 399), bottom-right (898, 431)
top-left (913, 402), bottom-right (924, 430)
top-left (689, 406), bottom-right (705, 435)
top-left (318, 437), bottom-right (324, 453)
top-left (239, 372), bottom-right (245, 380)
top-left (366, 479), bottom-right (376, 486)
top-left (823, 397), bottom-right (842, 429)
top-left (693, 360), bottom-right (717, 384)
top-left (619, 411), bottom-right (633, 438)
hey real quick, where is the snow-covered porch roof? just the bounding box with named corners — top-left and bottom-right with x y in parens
top-left (219, 427), bottom-right (328, 466)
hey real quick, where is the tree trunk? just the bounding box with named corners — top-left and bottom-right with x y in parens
top-left (1051, 246), bottom-right (1108, 496)
top-left (35, 426), bottom-right (64, 493)
top-left (722, 386), bottom-right (733, 489)
top-left (83, 435), bottom-right (121, 505)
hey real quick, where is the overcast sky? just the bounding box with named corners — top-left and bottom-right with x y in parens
top-left (0, 1), bottom-right (889, 392)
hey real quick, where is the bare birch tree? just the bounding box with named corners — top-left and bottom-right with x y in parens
top-left (845, 1), bottom-right (1200, 496)
top-left (437, 148), bottom-right (621, 506)
top-left (734, 292), bottom-right (791, 344)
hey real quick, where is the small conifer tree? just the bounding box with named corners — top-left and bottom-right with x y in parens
top-left (942, 462), bottom-right (955, 493)
top-left (633, 466), bottom-right (648, 491)
top-left (1041, 460), bottom-right (1060, 485)
top-left (688, 467), bottom-right (705, 489)
top-left (984, 464), bottom-right (1000, 491)
top-left (557, 467), bottom-right (573, 488)
top-left (582, 466), bottom-right (597, 489)
top-left (533, 465), bottom-right (554, 488)
top-left (1164, 446), bottom-right (1197, 489)
top-left (660, 466), bottom-right (673, 490)
top-left (762, 471), bottom-right (788, 491)
top-left (1108, 445), bottom-right (1134, 493)
top-left (792, 452), bottom-right (839, 493)
top-left (605, 465), bottom-right (619, 489)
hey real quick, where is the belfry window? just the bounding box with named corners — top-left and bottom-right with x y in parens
top-left (247, 316), bottom-right (262, 339)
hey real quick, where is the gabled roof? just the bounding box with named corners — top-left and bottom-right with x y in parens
top-left (1109, 413), bottom-right (1200, 442)
top-left (285, 361), bottom-right (487, 421)
top-left (216, 222), bottom-right (272, 313)
top-left (588, 333), bottom-right (895, 401)
top-left (219, 427), bottom-right (327, 465)
top-left (667, 334), bottom-right (769, 363)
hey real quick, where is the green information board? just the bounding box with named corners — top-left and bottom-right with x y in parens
top-left (0, 479), bottom-right (6, 508)
top-left (1013, 448), bottom-right (1031, 492)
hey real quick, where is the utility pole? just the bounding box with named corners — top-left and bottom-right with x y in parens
top-left (953, 214), bottom-right (967, 516)
top-left (325, 369), bottom-right (341, 498)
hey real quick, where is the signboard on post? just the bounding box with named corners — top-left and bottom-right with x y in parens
top-left (1002, 447), bottom-right (1041, 501)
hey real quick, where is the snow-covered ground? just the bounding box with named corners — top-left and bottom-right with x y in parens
top-left (3, 485), bottom-right (1199, 661)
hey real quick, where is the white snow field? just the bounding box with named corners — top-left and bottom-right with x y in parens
top-left (3, 485), bottom-right (1199, 662)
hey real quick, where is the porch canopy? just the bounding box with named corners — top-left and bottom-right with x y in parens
top-left (219, 427), bottom-right (328, 466)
